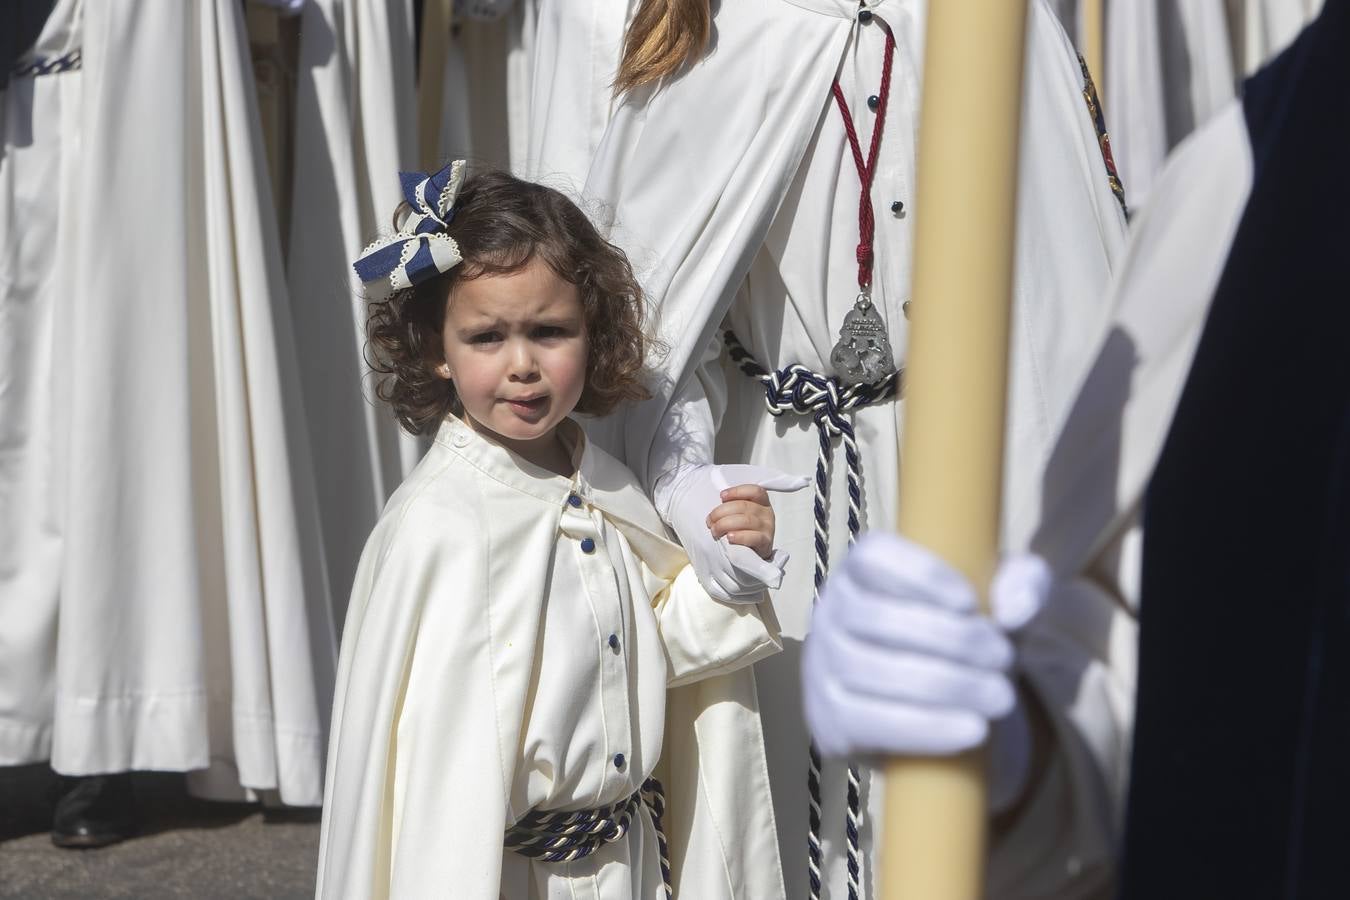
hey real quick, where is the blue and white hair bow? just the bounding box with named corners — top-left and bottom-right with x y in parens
top-left (353, 160), bottom-right (466, 300)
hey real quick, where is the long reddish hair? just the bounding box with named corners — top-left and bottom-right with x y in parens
top-left (614, 0), bottom-right (711, 94)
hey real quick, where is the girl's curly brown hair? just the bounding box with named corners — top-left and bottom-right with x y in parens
top-left (365, 168), bottom-right (651, 436)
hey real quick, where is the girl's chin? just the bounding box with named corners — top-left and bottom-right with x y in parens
top-left (474, 414), bottom-right (557, 445)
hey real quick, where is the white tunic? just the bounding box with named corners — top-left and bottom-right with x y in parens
top-left (1102, 0), bottom-right (1235, 206)
top-left (1027, 100), bottom-right (1255, 584)
top-left (1242, 0), bottom-right (1326, 74)
top-left (455, 0), bottom-right (635, 187)
top-left (584, 1), bottom-right (1131, 895)
top-left (285, 0), bottom-right (429, 619)
top-left (0, 0), bottom-right (81, 766)
top-left (316, 416), bottom-right (785, 898)
top-left (0, 0), bottom-right (335, 806)
top-left (501, 498), bottom-right (668, 899)
top-left (519, 0), bottom-right (635, 192)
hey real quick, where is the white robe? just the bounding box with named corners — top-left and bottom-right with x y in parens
top-left (454, 0), bottom-right (634, 186)
top-left (285, 0), bottom-right (429, 622)
top-left (0, 0), bottom-right (335, 806)
top-left (519, 0), bottom-right (635, 192)
top-left (1241, 0), bottom-right (1326, 74)
top-left (315, 416), bottom-right (785, 898)
top-left (1103, 0), bottom-right (1235, 206)
top-left (457, 11), bottom-right (519, 171)
top-left (0, 0), bottom-right (81, 767)
top-left (583, 0), bottom-right (1132, 895)
top-left (1025, 99), bottom-right (1254, 587)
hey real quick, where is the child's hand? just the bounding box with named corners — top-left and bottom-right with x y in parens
top-left (706, 485), bottom-right (776, 560)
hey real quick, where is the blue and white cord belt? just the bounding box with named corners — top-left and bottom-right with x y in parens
top-left (504, 777), bottom-right (673, 896)
top-left (11, 50), bottom-right (82, 79)
top-left (725, 330), bottom-right (900, 900)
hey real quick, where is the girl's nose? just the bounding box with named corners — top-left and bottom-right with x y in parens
top-left (507, 340), bottom-right (540, 380)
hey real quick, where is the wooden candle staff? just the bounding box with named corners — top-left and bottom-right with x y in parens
top-left (882, 2), bottom-right (1031, 898)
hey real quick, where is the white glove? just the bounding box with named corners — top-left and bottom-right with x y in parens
top-left (802, 532), bottom-right (1051, 812)
top-left (655, 463), bottom-right (809, 604)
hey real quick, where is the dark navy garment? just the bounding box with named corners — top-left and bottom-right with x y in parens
top-left (1120, 4), bottom-right (1350, 898)
top-left (3, 0), bottom-right (59, 90)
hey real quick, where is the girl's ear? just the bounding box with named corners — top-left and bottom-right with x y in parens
top-left (436, 362), bottom-right (453, 380)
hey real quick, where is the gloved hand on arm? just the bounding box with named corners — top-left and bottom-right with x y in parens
top-left (655, 463), bottom-right (810, 604)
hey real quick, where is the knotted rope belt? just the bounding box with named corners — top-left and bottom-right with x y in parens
top-left (11, 50), bottom-right (82, 79)
top-left (725, 330), bottom-right (900, 900)
top-left (503, 776), bottom-right (672, 896)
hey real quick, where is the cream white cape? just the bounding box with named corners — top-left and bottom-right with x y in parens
top-left (316, 417), bottom-right (785, 898)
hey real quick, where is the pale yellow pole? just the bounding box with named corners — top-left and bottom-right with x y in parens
top-left (1082, 0), bottom-right (1106, 108)
top-left (881, 2), bottom-right (1030, 899)
top-left (417, 0), bottom-right (455, 170)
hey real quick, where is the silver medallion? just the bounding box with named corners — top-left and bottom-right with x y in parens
top-left (829, 293), bottom-right (897, 384)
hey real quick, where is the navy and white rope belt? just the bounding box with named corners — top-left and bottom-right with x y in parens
top-left (725, 330), bottom-right (900, 900)
top-left (11, 50), bottom-right (82, 79)
top-left (504, 777), bottom-right (672, 896)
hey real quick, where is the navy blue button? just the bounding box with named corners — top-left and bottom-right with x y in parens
top-left (858, 9), bottom-right (873, 24)
top-left (608, 633), bottom-right (620, 650)
top-left (567, 493), bottom-right (583, 508)
top-left (613, 753), bottom-right (625, 769)
top-left (891, 200), bottom-right (904, 215)
top-left (580, 537), bottom-right (596, 554)
top-left (867, 94), bottom-right (880, 111)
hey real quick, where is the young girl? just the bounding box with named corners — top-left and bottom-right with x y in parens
top-left (314, 162), bottom-right (787, 899)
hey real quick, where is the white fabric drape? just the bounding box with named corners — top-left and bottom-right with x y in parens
top-left (1053, 0), bottom-right (1235, 207)
top-left (1, 0), bottom-right (336, 807)
top-left (0, 0), bottom-right (82, 767)
top-left (519, 0), bottom-right (635, 193)
top-left (457, 11), bottom-right (518, 171)
top-left (285, 0), bottom-right (429, 623)
top-left (1242, 0), bottom-right (1325, 74)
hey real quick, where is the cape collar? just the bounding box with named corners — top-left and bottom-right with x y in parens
top-left (431, 415), bottom-right (680, 559)
top-left (433, 414), bottom-right (588, 507)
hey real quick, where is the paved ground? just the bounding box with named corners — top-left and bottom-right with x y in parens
top-left (0, 766), bottom-right (319, 899)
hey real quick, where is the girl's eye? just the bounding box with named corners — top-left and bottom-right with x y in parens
top-left (468, 331), bottom-right (501, 344)
top-left (533, 326), bottom-right (565, 339)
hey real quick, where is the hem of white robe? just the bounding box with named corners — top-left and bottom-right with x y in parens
top-left (0, 716), bottom-right (53, 765)
top-left (39, 691), bottom-right (323, 806)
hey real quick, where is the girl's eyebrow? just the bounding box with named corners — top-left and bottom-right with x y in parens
top-left (531, 314), bottom-right (582, 327)
top-left (457, 315), bottom-right (505, 330)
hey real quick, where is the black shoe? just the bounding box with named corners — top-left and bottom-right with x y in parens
top-left (50, 773), bottom-right (140, 849)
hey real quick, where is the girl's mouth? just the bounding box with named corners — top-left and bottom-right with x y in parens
top-left (506, 395), bottom-right (548, 414)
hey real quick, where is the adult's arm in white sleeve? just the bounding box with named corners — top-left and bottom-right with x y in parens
top-left (650, 343), bottom-right (807, 604)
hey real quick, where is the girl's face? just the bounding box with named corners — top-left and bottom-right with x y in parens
top-left (437, 256), bottom-right (588, 467)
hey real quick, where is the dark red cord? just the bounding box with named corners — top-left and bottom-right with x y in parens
top-left (830, 16), bottom-right (897, 292)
